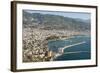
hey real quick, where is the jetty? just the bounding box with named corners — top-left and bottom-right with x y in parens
top-left (53, 41), bottom-right (86, 60)
top-left (63, 51), bottom-right (89, 55)
top-left (58, 41), bottom-right (86, 54)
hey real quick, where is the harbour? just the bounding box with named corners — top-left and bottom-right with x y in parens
top-left (48, 35), bottom-right (91, 61)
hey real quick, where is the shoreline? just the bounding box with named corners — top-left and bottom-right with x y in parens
top-left (23, 28), bottom-right (90, 62)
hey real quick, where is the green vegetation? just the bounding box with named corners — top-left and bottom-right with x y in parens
top-left (23, 11), bottom-right (90, 31)
top-left (46, 35), bottom-right (59, 40)
top-left (22, 10), bottom-right (91, 62)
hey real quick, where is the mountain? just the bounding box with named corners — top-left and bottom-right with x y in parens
top-left (23, 11), bottom-right (90, 31)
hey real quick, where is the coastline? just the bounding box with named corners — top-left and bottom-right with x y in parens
top-left (23, 28), bottom-right (90, 62)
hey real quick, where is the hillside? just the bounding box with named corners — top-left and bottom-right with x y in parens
top-left (22, 10), bottom-right (91, 62)
top-left (23, 11), bottom-right (90, 31)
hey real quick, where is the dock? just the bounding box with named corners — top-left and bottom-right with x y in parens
top-left (58, 41), bottom-right (86, 53)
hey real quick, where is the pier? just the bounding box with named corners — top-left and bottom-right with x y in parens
top-left (58, 41), bottom-right (86, 54)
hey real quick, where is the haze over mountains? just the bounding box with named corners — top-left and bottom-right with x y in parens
top-left (23, 11), bottom-right (90, 31)
top-left (22, 10), bottom-right (91, 62)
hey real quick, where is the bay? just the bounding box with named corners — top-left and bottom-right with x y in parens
top-left (48, 35), bottom-right (91, 61)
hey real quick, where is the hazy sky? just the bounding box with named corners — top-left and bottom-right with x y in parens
top-left (24, 10), bottom-right (91, 20)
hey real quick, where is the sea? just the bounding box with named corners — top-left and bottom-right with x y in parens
top-left (48, 35), bottom-right (91, 61)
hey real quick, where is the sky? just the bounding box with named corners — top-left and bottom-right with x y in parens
top-left (24, 10), bottom-right (91, 20)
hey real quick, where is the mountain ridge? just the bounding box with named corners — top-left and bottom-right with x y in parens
top-left (23, 11), bottom-right (90, 31)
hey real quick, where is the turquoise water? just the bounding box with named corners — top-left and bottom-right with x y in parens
top-left (48, 35), bottom-right (91, 61)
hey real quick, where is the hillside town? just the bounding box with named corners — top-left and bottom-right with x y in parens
top-left (23, 28), bottom-right (89, 62)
